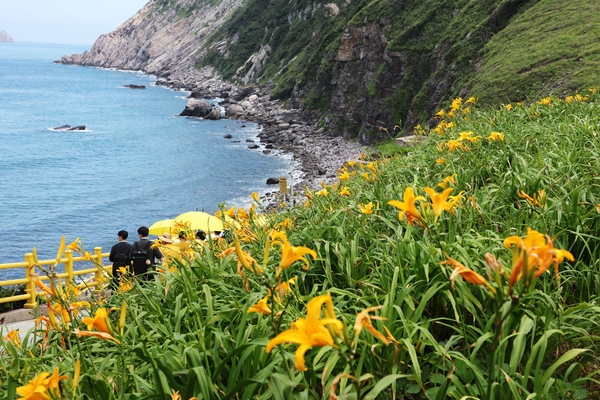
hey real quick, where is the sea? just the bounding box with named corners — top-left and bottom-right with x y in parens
top-left (0, 42), bottom-right (293, 279)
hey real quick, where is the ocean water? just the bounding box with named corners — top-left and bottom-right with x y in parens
top-left (0, 42), bottom-right (292, 277)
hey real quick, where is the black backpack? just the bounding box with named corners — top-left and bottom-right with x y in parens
top-left (113, 251), bottom-right (129, 267)
top-left (131, 240), bottom-right (152, 273)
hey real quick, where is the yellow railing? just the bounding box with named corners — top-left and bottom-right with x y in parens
top-left (0, 247), bottom-right (110, 309)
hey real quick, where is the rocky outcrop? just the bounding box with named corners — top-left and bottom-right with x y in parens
top-left (0, 29), bottom-right (14, 42)
top-left (52, 125), bottom-right (86, 131)
top-left (57, 0), bottom-right (243, 80)
top-left (123, 84), bottom-right (145, 89)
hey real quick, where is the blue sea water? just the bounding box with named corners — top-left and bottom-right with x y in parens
top-left (0, 42), bottom-right (291, 277)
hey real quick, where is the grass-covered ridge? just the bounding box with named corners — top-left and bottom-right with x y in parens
top-left (3, 90), bottom-right (600, 398)
top-left (471, 0), bottom-right (600, 106)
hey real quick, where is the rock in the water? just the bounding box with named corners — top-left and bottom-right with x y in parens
top-left (223, 134), bottom-right (233, 139)
top-left (123, 84), bottom-right (145, 89)
top-left (53, 125), bottom-right (85, 131)
top-left (248, 144), bottom-right (260, 149)
top-left (266, 177), bottom-right (279, 185)
top-left (180, 99), bottom-right (213, 118)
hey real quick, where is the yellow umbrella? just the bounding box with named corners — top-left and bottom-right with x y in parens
top-left (149, 219), bottom-right (176, 236)
top-left (175, 211), bottom-right (224, 232)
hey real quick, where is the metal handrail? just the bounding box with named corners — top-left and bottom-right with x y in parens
top-left (0, 247), bottom-right (110, 308)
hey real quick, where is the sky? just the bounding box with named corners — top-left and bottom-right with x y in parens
top-left (0, 0), bottom-right (149, 46)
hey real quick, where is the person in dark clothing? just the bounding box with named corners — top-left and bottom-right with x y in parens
top-left (108, 230), bottom-right (132, 289)
top-left (130, 226), bottom-right (164, 281)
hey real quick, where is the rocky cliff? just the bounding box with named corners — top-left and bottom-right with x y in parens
top-left (59, 0), bottom-right (242, 83)
top-left (59, 0), bottom-right (599, 144)
top-left (0, 29), bottom-right (14, 42)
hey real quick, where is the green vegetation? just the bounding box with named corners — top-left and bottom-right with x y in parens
top-left (471, 0), bottom-right (600, 105)
top-left (3, 91), bottom-right (600, 398)
top-left (195, 0), bottom-right (600, 139)
top-left (0, 285), bottom-right (25, 313)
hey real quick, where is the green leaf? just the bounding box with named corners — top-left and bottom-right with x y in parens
top-left (509, 315), bottom-right (534, 375)
top-left (541, 349), bottom-right (590, 384)
top-left (363, 374), bottom-right (410, 400)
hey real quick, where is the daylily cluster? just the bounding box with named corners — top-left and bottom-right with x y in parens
top-left (432, 97), bottom-right (475, 134)
top-left (219, 229), bottom-right (316, 291)
top-left (226, 230), bottom-right (319, 332)
top-left (565, 93), bottom-right (589, 103)
top-left (247, 277), bottom-right (297, 315)
top-left (388, 184), bottom-right (463, 226)
top-left (487, 131), bottom-right (505, 142)
top-left (442, 228), bottom-right (574, 297)
top-left (504, 228), bottom-right (574, 293)
top-left (214, 197), bottom-right (265, 244)
top-left (34, 273), bottom-right (89, 333)
top-left (266, 294), bottom-right (390, 372)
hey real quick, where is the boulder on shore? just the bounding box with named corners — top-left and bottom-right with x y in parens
top-left (225, 104), bottom-right (244, 118)
top-left (179, 99), bottom-right (213, 118)
top-left (205, 108), bottom-right (222, 120)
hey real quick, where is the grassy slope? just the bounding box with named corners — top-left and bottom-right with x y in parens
top-left (471, 0), bottom-right (600, 105)
top-left (3, 94), bottom-right (600, 398)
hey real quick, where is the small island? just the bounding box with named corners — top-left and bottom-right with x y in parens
top-left (0, 29), bottom-right (14, 42)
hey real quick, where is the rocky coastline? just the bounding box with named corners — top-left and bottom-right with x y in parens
top-left (155, 67), bottom-right (366, 201)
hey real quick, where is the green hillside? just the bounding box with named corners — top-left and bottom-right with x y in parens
top-left (194, 0), bottom-right (600, 141)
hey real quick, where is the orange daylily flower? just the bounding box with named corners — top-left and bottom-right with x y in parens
top-left (81, 307), bottom-right (112, 334)
top-left (388, 187), bottom-right (426, 225)
top-left (3, 329), bottom-right (21, 347)
top-left (338, 171), bottom-right (350, 181)
top-left (442, 258), bottom-right (494, 293)
top-left (487, 132), bottom-right (504, 141)
top-left (354, 306), bottom-right (389, 345)
top-left (74, 329), bottom-right (120, 344)
top-left (266, 294), bottom-right (343, 371)
top-left (247, 296), bottom-right (272, 315)
top-left (16, 367), bottom-right (68, 400)
top-left (504, 228), bottom-right (574, 292)
top-left (359, 202), bottom-right (374, 215)
top-left (271, 230), bottom-right (317, 273)
top-left (424, 187), bottom-right (454, 220)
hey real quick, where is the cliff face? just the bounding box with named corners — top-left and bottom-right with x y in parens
top-left (60, 0), bottom-right (599, 144)
top-left (59, 0), bottom-right (242, 80)
top-left (0, 29), bottom-right (14, 42)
